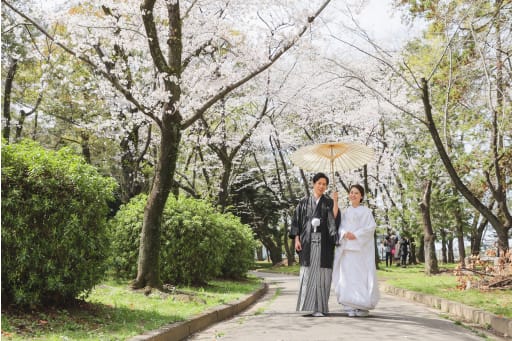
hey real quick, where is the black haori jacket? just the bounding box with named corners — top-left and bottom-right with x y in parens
top-left (289, 195), bottom-right (338, 268)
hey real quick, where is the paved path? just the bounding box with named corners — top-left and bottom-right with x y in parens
top-left (186, 272), bottom-right (500, 341)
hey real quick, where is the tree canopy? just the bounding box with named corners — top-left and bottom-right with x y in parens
top-left (2, 0), bottom-right (510, 281)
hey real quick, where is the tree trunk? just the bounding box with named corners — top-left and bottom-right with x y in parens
top-left (269, 249), bottom-right (283, 265)
top-left (374, 231), bottom-right (380, 270)
top-left (455, 227), bottom-right (465, 264)
top-left (132, 113), bottom-right (181, 289)
top-left (120, 123), bottom-right (151, 203)
top-left (256, 247), bottom-right (264, 261)
top-left (447, 238), bottom-right (454, 263)
top-left (283, 214), bottom-right (295, 266)
top-left (80, 131), bottom-right (91, 164)
top-left (490, 0), bottom-right (511, 253)
top-left (218, 160), bottom-right (231, 211)
top-left (31, 111), bottom-right (39, 139)
top-left (253, 224), bottom-right (283, 266)
top-left (409, 237), bottom-right (417, 264)
top-left (269, 134), bottom-right (297, 267)
top-left (14, 92), bottom-right (42, 142)
top-left (420, 78), bottom-right (509, 252)
top-left (2, 58), bottom-right (17, 142)
top-left (470, 212), bottom-right (489, 256)
top-left (15, 110), bottom-right (28, 141)
top-left (265, 239), bottom-right (283, 265)
top-left (440, 228), bottom-right (447, 264)
top-left (420, 180), bottom-right (439, 275)
top-left (287, 239), bottom-right (295, 266)
top-left (452, 190), bottom-right (466, 265)
top-left (213, 98), bottom-right (267, 211)
top-left (417, 236), bottom-right (425, 263)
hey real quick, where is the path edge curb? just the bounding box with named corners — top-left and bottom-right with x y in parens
top-left (127, 282), bottom-right (268, 341)
top-left (381, 282), bottom-right (512, 338)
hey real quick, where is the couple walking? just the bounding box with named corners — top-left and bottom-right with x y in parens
top-left (289, 172), bottom-right (379, 317)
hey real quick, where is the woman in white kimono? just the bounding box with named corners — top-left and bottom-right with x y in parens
top-left (332, 184), bottom-right (379, 317)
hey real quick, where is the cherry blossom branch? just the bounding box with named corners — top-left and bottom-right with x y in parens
top-left (182, 39), bottom-right (213, 70)
top-left (2, 0), bottom-right (155, 124)
top-left (231, 97), bottom-right (269, 156)
top-left (140, 0), bottom-right (171, 75)
top-left (182, 0), bottom-right (332, 129)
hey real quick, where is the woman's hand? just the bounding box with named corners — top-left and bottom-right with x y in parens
top-left (295, 236), bottom-right (302, 252)
top-left (345, 232), bottom-right (356, 240)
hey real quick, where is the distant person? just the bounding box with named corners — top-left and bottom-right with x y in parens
top-left (332, 184), bottom-right (379, 317)
top-left (400, 236), bottom-right (409, 267)
top-left (390, 235), bottom-right (397, 263)
top-left (393, 235), bottom-right (400, 265)
top-left (384, 236), bottom-right (392, 267)
top-left (289, 172), bottom-right (339, 317)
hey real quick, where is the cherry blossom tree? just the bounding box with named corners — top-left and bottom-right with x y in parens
top-left (2, 0), bottom-right (336, 288)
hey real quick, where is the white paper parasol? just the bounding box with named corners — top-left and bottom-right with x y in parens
top-left (289, 141), bottom-right (374, 189)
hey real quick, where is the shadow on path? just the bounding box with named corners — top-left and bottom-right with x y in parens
top-left (187, 272), bottom-right (497, 341)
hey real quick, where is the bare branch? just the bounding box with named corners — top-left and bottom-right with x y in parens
top-left (2, 58), bottom-right (17, 141)
top-left (425, 21), bottom-right (464, 82)
top-left (136, 124), bottom-right (152, 165)
top-left (325, 57), bottom-right (427, 125)
top-left (182, 0), bottom-right (199, 19)
top-left (329, 34), bottom-right (417, 90)
top-left (228, 97), bottom-right (270, 160)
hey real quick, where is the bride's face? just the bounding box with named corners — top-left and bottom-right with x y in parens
top-left (349, 187), bottom-right (362, 206)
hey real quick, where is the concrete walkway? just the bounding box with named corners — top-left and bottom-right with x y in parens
top-left (186, 272), bottom-right (506, 341)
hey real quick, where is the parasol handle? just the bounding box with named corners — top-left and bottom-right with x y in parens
top-left (330, 159), bottom-right (337, 192)
top-left (329, 145), bottom-right (337, 192)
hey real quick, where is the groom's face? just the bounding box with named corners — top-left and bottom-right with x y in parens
top-left (313, 178), bottom-right (328, 197)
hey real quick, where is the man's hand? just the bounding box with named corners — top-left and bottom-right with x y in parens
top-left (295, 236), bottom-right (302, 251)
top-left (332, 191), bottom-right (338, 201)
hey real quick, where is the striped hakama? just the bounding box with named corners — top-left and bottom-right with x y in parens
top-left (296, 232), bottom-right (332, 313)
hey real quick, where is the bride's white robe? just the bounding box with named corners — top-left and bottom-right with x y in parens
top-left (332, 205), bottom-right (380, 310)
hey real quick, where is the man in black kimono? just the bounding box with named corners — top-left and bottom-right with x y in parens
top-left (289, 172), bottom-right (339, 317)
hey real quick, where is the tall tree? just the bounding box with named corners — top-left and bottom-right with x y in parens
top-left (402, 0), bottom-right (511, 251)
top-left (325, 0), bottom-right (511, 253)
top-left (3, 0), bottom-right (334, 288)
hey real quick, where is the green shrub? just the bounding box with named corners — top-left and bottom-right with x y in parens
top-left (110, 194), bottom-right (256, 285)
top-left (161, 196), bottom-right (230, 285)
top-left (220, 212), bottom-right (256, 279)
top-left (1, 140), bottom-right (116, 307)
top-left (109, 194), bottom-right (146, 279)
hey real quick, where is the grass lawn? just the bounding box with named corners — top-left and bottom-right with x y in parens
top-left (377, 263), bottom-right (512, 318)
top-left (258, 260), bottom-right (511, 318)
top-left (1, 276), bottom-right (262, 341)
top-left (3, 262), bottom-right (510, 340)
